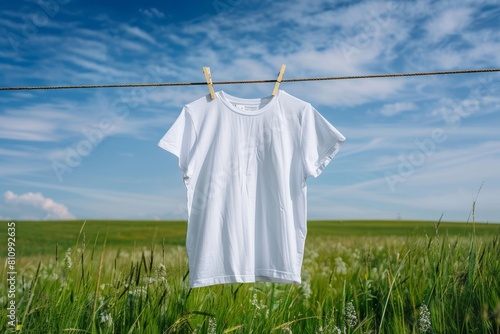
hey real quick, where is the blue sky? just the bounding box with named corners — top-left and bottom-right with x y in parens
top-left (0, 0), bottom-right (499, 221)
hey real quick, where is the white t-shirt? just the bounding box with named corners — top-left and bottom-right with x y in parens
top-left (158, 90), bottom-right (345, 288)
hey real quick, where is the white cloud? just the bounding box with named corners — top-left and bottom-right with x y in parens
top-left (0, 115), bottom-right (57, 141)
top-left (4, 180), bottom-right (187, 220)
top-left (379, 102), bottom-right (417, 116)
top-left (139, 8), bottom-right (165, 19)
top-left (122, 24), bottom-right (157, 45)
top-left (4, 191), bottom-right (74, 220)
top-left (64, 38), bottom-right (109, 62)
top-left (426, 7), bottom-right (475, 42)
top-left (58, 54), bottom-right (129, 77)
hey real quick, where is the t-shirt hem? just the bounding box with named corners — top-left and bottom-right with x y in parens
top-left (190, 271), bottom-right (301, 288)
top-left (310, 136), bottom-right (345, 178)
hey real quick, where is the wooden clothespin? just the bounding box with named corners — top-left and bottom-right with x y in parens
top-left (202, 66), bottom-right (216, 100)
top-left (272, 64), bottom-right (286, 96)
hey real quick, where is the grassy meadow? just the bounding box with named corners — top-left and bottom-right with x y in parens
top-left (1, 219), bottom-right (499, 333)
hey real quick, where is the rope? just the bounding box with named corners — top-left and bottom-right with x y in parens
top-left (0, 68), bottom-right (499, 91)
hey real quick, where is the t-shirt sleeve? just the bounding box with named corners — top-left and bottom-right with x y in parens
top-left (158, 107), bottom-right (197, 177)
top-left (301, 104), bottom-right (346, 178)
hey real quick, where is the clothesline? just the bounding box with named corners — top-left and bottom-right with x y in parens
top-left (0, 68), bottom-right (499, 91)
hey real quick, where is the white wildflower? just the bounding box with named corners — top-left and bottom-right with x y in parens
top-left (131, 286), bottom-right (148, 299)
top-left (334, 257), bottom-right (347, 275)
top-left (99, 311), bottom-right (113, 327)
top-left (149, 263), bottom-right (168, 284)
top-left (282, 326), bottom-right (292, 333)
top-left (352, 248), bottom-right (361, 259)
top-left (251, 293), bottom-right (260, 309)
top-left (64, 247), bottom-right (72, 269)
top-left (300, 280), bottom-right (312, 300)
top-left (418, 304), bottom-right (432, 333)
top-left (97, 295), bottom-right (105, 308)
top-left (309, 249), bottom-right (319, 259)
top-left (251, 292), bottom-right (268, 318)
top-left (157, 263), bottom-right (167, 276)
top-left (208, 317), bottom-right (217, 334)
top-left (344, 300), bottom-right (358, 328)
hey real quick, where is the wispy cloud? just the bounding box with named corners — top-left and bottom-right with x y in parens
top-left (0, 115), bottom-right (57, 141)
top-left (122, 24), bottom-right (157, 45)
top-left (139, 8), bottom-right (165, 19)
top-left (379, 102), bottom-right (417, 117)
top-left (425, 7), bottom-right (475, 42)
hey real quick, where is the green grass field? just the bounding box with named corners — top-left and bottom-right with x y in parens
top-left (1, 220), bottom-right (499, 333)
top-left (3, 219), bottom-right (498, 257)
